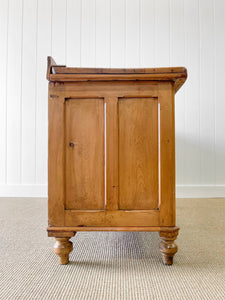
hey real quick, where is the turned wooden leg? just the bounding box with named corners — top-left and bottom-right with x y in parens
top-left (159, 227), bottom-right (179, 265)
top-left (54, 237), bottom-right (73, 265)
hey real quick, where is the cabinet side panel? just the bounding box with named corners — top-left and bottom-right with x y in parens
top-left (65, 98), bottom-right (104, 210)
top-left (159, 82), bottom-right (175, 226)
top-left (48, 93), bottom-right (65, 226)
top-left (65, 210), bottom-right (160, 227)
top-left (105, 97), bottom-right (119, 210)
top-left (118, 97), bottom-right (158, 210)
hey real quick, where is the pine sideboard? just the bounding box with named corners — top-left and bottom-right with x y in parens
top-left (46, 56), bottom-right (187, 265)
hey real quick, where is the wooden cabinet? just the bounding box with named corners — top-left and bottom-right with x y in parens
top-left (47, 57), bottom-right (187, 265)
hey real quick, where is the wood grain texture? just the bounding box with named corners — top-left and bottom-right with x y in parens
top-left (158, 82), bottom-right (175, 226)
top-left (65, 98), bottom-right (104, 210)
top-left (54, 237), bottom-right (73, 265)
top-left (64, 210), bottom-right (160, 227)
top-left (49, 73), bottom-right (186, 93)
top-left (48, 226), bottom-right (162, 233)
top-left (47, 57), bottom-right (186, 264)
top-left (159, 227), bottom-right (179, 265)
top-left (52, 66), bottom-right (187, 75)
top-left (105, 97), bottom-right (119, 210)
top-left (118, 97), bottom-right (158, 210)
top-left (48, 93), bottom-right (65, 226)
top-left (48, 80), bottom-right (158, 99)
top-left (47, 226), bottom-right (178, 233)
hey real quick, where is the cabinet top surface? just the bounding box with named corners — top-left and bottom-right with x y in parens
top-left (47, 56), bottom-right (187, 92)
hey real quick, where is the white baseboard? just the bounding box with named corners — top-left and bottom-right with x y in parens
top-left (176, 185), bottom-right (225, 198)
top-left (0, 184), bottom-right (224, 198)
top-left (0, 184), bottom-right (47, 197)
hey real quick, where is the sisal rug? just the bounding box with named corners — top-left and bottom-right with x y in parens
top-left (0, 198), bottom-right (224, 299)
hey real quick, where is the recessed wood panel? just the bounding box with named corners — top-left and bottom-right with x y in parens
top-left (118, 97), bottom-right (158, 210)
top-left (64, 210), bottom-right (160, 227)
top-left (65, 98), bottom-right (104, 210)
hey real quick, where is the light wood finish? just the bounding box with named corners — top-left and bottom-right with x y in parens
top-left (105, 97), bottom-right (119, 210)
top-left (158, 83), bottom-right (176, 226)
top-left (118, 97), bottom-right (158, 210)
top-left (54, 237), bottom-right (73, 265)
top-left (48, 231), bottom-right (75, 238)
top-left (46, 56), bottom-right (65, 80)
top-left (47, 57), bottom-right (187, 265)
top-left (64, 210), bottom-right (159, 227)
top-left (49, 63), bottom-right (187, 93)
top-left (52, 65), bottom-right (187, 74)
top-left (46, 57), bottom-right (56, 80)
top-left (47, 226), bottom-right (177, 233)
top-left (65, 98), bottom-right (104, 210)
top-left (48, 81), bottom-right (159, 99)
top-left (52, 232), bottom-right (76, 264)
top-left (48, 95), bottom-right (65, 226)
top-left (159, 227), bottom-right (179, 265)
top-left (49, 73), bottom-right (186, 93)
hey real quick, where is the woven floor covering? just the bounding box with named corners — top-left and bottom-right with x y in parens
top-left (0, 198), bottom-right (224, 300)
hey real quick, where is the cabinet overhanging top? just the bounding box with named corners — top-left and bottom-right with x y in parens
top-left (47, 56), bottom-right (187, 92)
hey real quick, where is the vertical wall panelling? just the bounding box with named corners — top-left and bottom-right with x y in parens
top-left (36, 0), bottom-right (52, 186)
top-left (66, 0), bottom-right (81, 67)
top-left (170, 0), bottom-right (186, 66)
top-left (51, 0), bottom-right (67, 64)
top-left (182, 0), bottom-right (201, 185)
top-left (0, 0), bottom-right (225, 197)
top-left (199, 0), bottom-right (215, 185)
top-left (125, 0), bottom-right (140, 67)
top-left (6, 0), bottom-right (23, 184)
top-left (81, 0), bottom-right (96, 67)
top-left (95, 0), bottom-right (110, 67)
top-left (215, 0), bottom-right (225, 186)
top-left (21, 0), bottom-right (37, 184)
top-left (155, 0), bottom-right (170, 67)
top-left (0, 0), bottom-right (8, 184)
top-left (140, 0), bottom-right (155, 67)
top-left (170, 0), bottom-right (186, 186)
top-left (111, 0), bottom-right (126, 67)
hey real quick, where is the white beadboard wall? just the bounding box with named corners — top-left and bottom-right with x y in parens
top-left (0, 0), bottom-right (225, 198)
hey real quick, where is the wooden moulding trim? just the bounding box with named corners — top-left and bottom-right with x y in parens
top-left (46, 56), bottom-right (66, 80)
top-left (49, 73), bottom-right (186, 82)
top-left (158, 82), bottom-right (176, 226)
top-left (48, 231), bottom-right (76, 238)
top-left (48, 81), bottom-right (159, 98)
top-left (52, 66), bottom-right (187, 75)
top-left (48, 74), bottom-right (186, 93)
top-left (47, 226), bottom-right (179, 235)
top-left (46, 56), bottom-right (187, 92)
top-left (64, 210), bottom-right (160, 227)
top-left (46, 56), bottom-right (56, 80)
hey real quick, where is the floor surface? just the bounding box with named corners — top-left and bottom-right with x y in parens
top-left (0, 198), bottom-right (224, 299)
